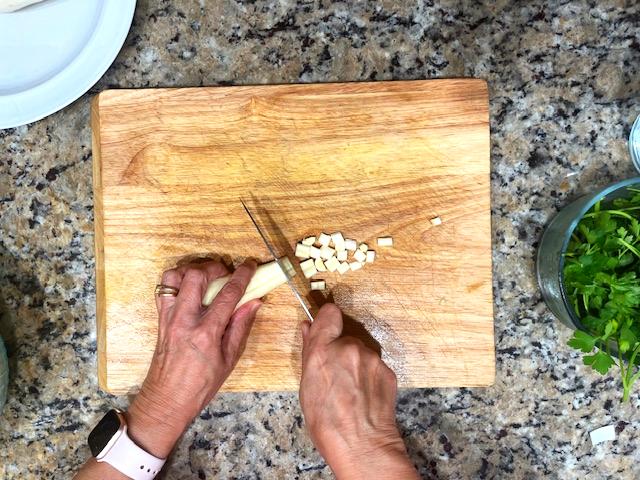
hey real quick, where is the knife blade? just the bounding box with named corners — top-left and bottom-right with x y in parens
top-left (241, 200), bottom-right (315, 322)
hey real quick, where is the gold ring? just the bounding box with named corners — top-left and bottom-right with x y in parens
top-left (155, 285), bottom-right (179, 297)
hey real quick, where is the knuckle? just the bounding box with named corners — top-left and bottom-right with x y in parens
top-left (339, 341), bottom-right (363, 363)
top-left (220, 280), bottom-right (245, 302)
top-left (382, 364), bottom-right (397, 384)
top-left (161, 269), bottom-right (180, 285)
top-left (191, 327), bottom-right (215, 348)
top-left (182, 268), bottom-right (203, 284)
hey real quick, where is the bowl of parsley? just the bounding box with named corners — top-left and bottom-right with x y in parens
top-left (538, 177), bottom-right (640, 401)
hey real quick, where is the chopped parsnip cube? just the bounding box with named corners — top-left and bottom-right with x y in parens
top-left (349, 262), bottom-right (363, 271)
top-left (318, 233), bottom-right (331, 247)
top-left (310, 280), bottom-right (326, 291)
top-left (295, 243), bottom-right (311, 259)
top-left (309, 246), bottom-right (321, 259)
top-left (366, 250), bottom-right (376, 263)
top-left (302, 236), bottom-right (316, 246)
top-left (353, 249), bottom-right (366, 263)
top-left (345, 239), bottom-right (357, 251)
top-left (315, 257), bottom-right (327, 272)
top-left (337, 250), bottom-right (348, 261)
top-left (430, 216), bottom-right (442, 226)
top-left (300, 259), bottom-right (317, 278)
top-left (320, 246), bottom-right (335, 260)
top-left (377, 237), bottom-right (393, 247)
top-left (337, 261), bottom-right (350, 274)
top-left (325, 256), bottom-right (340, 272)
top-left (359, 243), bottom-right (368, 252)
top-left (331, 232), bottom-right (345, 250)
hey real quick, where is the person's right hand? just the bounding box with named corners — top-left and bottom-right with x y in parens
top-left (299, 304), bottom-right (419, 480)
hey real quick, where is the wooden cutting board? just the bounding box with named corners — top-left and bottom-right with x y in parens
top-left (92, 80), bottom-right (494, 394)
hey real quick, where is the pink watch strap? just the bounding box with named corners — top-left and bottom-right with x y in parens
top-left (98, 424), bottom-right (166, 479)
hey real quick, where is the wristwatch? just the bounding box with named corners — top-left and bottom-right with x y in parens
top-left (88, 409), bottom-right (166, 479)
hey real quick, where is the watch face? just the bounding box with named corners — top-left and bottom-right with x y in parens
top-left (88, 410), bottom-right (122, 457)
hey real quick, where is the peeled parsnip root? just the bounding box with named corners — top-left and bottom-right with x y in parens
top-left (345, 239), bottom-right (357, 251)
top-left (318, 233), bottom-right (331, 247)
top-left (377, 237), bottom-right (393, 247)
top-left (320, 245), bottom-right (335, 260)
top-left (295, 243), bottom-right (311, 259)
top-left (337, 250), bottom-right (348, 262)
top-left (310, 280), bottom-right (326, 291)
top-left (309, 246), bottom-right (321, 259)
top-left (350, 262), bottom-right (363, 271)
top-left (353, 249), bottom-right (366, 263)
top-left (302, 236), bottom-right (316, 246)
top-left (325, 256), bottom-right (340, 272)
top-left (202, 258), bottom-right (295, 308)
top-left (300, 258), bottom-right (317, 278)
top-left (359, 243), bottom-right (368, 252)
top-left (430, 216), bottom-right (442, 226)
top-left (337, 261), bottom-right (350, 274)
top-left (315, 257), bottom-right (327, 272)
top-left (366, 250), bottom-right (376, 263)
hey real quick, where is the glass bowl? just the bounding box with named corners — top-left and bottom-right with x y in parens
top-left (537, 177), bottom-right (640, 330)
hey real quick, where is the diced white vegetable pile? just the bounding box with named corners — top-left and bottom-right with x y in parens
top-left (294, 232), bottom-right (396, 291)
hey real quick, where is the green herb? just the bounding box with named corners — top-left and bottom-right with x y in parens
top-left (564, 188), bottom-right (640, 402)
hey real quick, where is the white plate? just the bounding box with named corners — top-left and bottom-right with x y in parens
top-left (0, 0), bottom-right (135, 129)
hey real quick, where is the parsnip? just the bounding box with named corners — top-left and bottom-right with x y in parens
top-left (300, 259), bottom-right (317, 278)
top-left (295, 243), bottom-right (311, 259)
top-left (325, 256), bottom-right (340, 272)
top-left (430, 217), bottom-right (442, 226)
top-left (345, 239), bottom-right (357, 251)
top-left (302, 236), bottom-right (316, 246)
top-left (353, 250), bottom-right (366, 263)
top-left (366, 250), bottom-right (376, 263)
top-left (320, 246), bottom-right (335, 260)
top-left (315, 258), bottom-right (327, 272)
top-left (309, 246), bottom-right (321, 259)
top-left (337, 250), bottom-right (348, 261)
top-left (318, 233), bottom-right (331, 247)
top-left (202, 258), bottom-right (295, 308)
top-left (331, 232), bottom-right (345, 251)
top-left (310, 280), bottom-right (326, 291)
top-left (377, 237), bottom-right (393, 247)
top-left (337, 261), bottom-right (350, 274)
top-left (350, 262), bottom-right (363, 271)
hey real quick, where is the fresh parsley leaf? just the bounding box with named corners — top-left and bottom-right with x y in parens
top-left (583, 351), bottom-right (616, 375)
top-left (619, 324), bottom-right (637, 353)
top-left (567, 331), bottom-right (596, 353)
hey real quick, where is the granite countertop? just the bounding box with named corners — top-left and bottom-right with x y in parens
top-left (1, 0), bottom-right (639, 478)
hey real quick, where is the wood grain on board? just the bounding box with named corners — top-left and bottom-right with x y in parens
top-left (91, 80), bottom-right (494, 394)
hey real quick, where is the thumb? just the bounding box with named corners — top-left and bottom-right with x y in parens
top-left (306, 303), bottom-right (343, 348)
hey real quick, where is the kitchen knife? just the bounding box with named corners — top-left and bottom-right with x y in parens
top-left (241, 200), bottom-right (315, 322)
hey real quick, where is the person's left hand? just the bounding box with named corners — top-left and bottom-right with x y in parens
top-left (126, 260), bottom-right (262, 458)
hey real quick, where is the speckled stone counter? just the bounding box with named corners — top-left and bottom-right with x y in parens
top-left (1, 0), bottom-right (639, 478)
